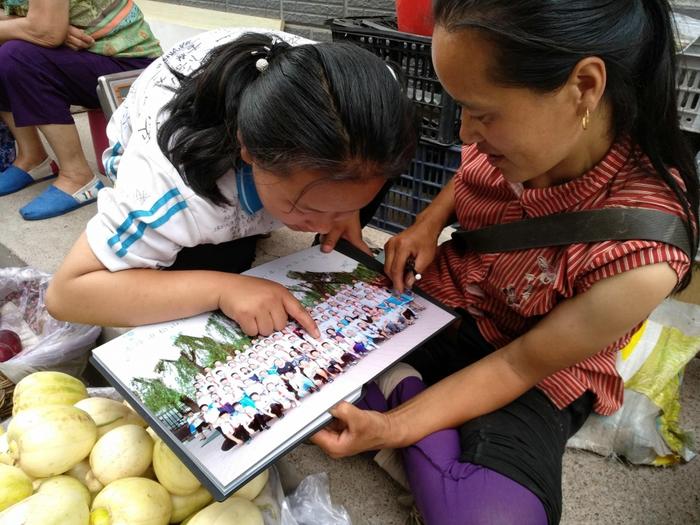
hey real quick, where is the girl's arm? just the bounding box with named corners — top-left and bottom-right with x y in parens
top-left (46, 233), bottom-right (319, 338)
top-left (0, 0), bottom-right (69, 46)
top-left (312, 261), bottom-right (678, 455)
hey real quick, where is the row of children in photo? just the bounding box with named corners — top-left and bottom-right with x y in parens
top-left (186, 282), bottom-right (424, 448)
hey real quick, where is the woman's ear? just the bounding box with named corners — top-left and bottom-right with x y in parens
top-left (569, 56), bottom-right (607, 115)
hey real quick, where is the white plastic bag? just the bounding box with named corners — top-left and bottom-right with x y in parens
top-left (0, 267), bottom-right (101, 383)
top-left (568, 298), bottom-right (699, 465)
top-left (282, 472), bottom-right (352, 525)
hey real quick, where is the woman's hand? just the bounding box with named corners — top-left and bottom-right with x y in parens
top-left (319, 211), bottom-right (372, 255)
top-left (0, 0), bottom-right (70, 47)
top-left (64, 25), bottom-right (94, 50)
top-left (218, 274), bottom-right (320, 338)
top-left (310, 401), bottom-right (396, 458)
top-left (384, 216), bottom-right (443, 293)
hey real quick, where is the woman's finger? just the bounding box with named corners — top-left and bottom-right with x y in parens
top-left (389, 245), bottom-right (413, 293)
top-left (65, 33), bottom-right (91, 50)
top-left (383, 237), bottom-right (396, 276)
top-left (78, 31), bottom-right (95, 46)
top-left (309, 428), bottom-right (343, 457)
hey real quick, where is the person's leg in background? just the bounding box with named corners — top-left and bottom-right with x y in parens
top-left (0, 111), bottom-right (58, 192)
top-left (0, 40), bottom-right (153, 219)
top-left (38, 123), bottom-right (94, 195)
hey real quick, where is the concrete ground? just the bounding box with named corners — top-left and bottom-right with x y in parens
top-left (0, 112), bottom-right (698, 524)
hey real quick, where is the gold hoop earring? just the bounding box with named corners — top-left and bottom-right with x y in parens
top-left (582, 108), bottom-right (590, 131)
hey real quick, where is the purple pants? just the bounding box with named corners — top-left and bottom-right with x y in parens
top-left (0, 40), bottom-right (155, 127)
top-left (358, 379), bottom-right (548, 525)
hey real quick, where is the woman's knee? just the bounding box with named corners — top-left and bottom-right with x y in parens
top-left (0, 40), bottom-right (40, 79)
top-left (412, 462), bottom-right (548, 525)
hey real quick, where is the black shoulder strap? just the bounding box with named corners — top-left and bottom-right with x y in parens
top-left (451, 208), bottom-right (691, 258)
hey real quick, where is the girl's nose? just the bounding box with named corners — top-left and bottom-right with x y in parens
top-left (459, 114), bottom-right (482, 145)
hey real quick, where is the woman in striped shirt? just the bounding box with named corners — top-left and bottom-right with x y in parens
top-left (312, 1), bottom-right (699, 524)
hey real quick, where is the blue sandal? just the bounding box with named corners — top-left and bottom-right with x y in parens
top-left (0, 158), bottom-right (58, 196)
top-left (20, 176), bottom-right (104, 221)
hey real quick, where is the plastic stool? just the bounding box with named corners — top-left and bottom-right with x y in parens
top-left (87, 109), bottom-right (108, 175)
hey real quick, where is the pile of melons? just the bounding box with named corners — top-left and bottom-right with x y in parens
top-left (0, 371), bottom-right (271, 524)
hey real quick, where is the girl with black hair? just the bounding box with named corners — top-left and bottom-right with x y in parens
top-left (46, 28), bottom-right (417, 337)
top-left (312, 2), bottom-right (699, 524)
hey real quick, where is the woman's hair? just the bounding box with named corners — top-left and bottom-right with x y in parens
top-left (434, 0), bottom-right (699, 289)
top-left (157, 32), bottom-right (417, 206)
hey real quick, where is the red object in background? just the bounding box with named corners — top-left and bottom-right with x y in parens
top-left (87, 109), bottom-right (108, 175)
top-left (0, 329), bottom-right (22, 362)
top-left (396, 0), bottom-right (434, 36)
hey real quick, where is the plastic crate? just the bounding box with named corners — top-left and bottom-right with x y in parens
top-left (370, 141), bottom-right (462, 233)
top-left (678, 39), bottom-right (700, 133)
top-left (329, 16), bottom-right (461, 146)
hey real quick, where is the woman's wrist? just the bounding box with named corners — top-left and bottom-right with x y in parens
top-left (383, 409), bottom-right (412, 449)
top-left (414, 210), bottom-right (448, 242)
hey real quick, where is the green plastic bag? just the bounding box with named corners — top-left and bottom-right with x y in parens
top-left (567, 298), bottom-right (699, 465)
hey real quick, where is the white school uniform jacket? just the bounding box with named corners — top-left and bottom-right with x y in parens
top-left (87, 28), bottom-right (312, 271)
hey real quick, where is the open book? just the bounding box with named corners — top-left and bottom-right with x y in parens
top-left (90, 241), bottom-right (457, 500)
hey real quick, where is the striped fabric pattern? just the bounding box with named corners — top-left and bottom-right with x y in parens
top-left (419, 139), bottom-right (692, 415)
top-left (107, 187), bottom-right (188, 258)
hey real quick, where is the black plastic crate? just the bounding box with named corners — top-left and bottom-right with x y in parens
top-left (677, 39), bottom-right (700, 133)
top-left (329, 16), bottom-right (462, 146)
top-left (371, 141), bottom-right (462, 234)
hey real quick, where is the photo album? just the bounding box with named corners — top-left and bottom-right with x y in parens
top-left (90, 241), bottom-right (457, 500)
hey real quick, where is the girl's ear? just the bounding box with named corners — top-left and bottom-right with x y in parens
top-left (568, 56), bottom-right (607, 115)
top-left (237, 131), bottom-right (253, 164)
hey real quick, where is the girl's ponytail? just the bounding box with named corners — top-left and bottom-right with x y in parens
top-left (157, 34), bottom-right (291, 205)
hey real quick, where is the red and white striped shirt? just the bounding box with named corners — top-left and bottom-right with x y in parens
top-left (419, 139), bottom-right (691, 415)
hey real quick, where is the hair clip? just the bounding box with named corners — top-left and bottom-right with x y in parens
top-left (255, 58), bottom-right (269, 72)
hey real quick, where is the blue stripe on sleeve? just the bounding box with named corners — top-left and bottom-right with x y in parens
top-left (108, 188), bottom-right (182, 248)
top-left (114, 200), bottom-right (189, 257)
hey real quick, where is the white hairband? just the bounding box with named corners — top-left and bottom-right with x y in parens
top-left (252, 45), bottom-right (272, 73)
top-left (256, 58), bottom-right (269, 72)
top-left (252, 49), bottom-right (398, 78)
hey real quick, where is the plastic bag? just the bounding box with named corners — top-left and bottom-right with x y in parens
top-left (567, 298), bottom-right (699, 465)
top-left (281, 472), bottom-right (351, 525)
top-left (0, 267), bottom-right (101, 383)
